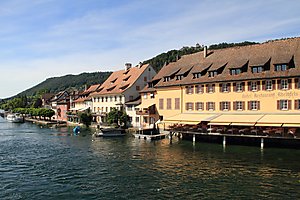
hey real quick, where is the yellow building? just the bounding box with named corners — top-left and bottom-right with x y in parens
top-left (140, 37), bottom-right (300, 133)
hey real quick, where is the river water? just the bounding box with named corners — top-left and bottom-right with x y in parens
top-left (0, 117), bottom-right (299, 200)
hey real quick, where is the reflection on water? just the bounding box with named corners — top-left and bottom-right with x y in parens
top-left (0, 117), bottom-right (299, 199)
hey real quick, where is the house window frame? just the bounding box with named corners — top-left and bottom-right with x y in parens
top-left (236, 82), bottom-right (243, 92)
top-left (236, 101), bottom-right (243, 111)
top-left (266, 80), bottom-right (272, 90)
top-left (221, 83), bottom-right (229, 93)
top-left (251, 101), bottom-right (258, 110)
top-left (167, 98), bottom-right (172, 110)
top-left (208, 102), bottom-right (214, 111)
top-left (222, 101), bottom-right (229, 111)
top-left (195, 85), bottom-right (203, 94)
top-left (195, 102), bottom-right (203, 111)
top-left (281, 79), bottom-right (288, 90)
top-left (186, 102), bottom-right (193, 111)
top-left (208, 84), bottom-right (214, 93)
top-left (251, 81), bottom-right (257, 91)
top-left (280, 100), bottom-right (288, 110)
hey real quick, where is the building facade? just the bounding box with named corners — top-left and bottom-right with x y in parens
top-left (144, 37), bottom-right (300, 129)
top-left (91, 63), bottom-right (156, 125)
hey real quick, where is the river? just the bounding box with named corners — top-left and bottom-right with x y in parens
top-left (0, 117), bottom-right (299, 199)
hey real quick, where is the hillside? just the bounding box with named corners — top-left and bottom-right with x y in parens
top-left (15, 40), bottom-right (260, 98)
top-left (18, 71), bottom-right (112, 97)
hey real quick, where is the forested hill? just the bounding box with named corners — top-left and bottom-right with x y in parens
top-left (15, 41), bottom-right (259, 98)
top-left (143, 41), bottom-right (258, 72)
top-left (18, 72), bottom-right (112, 97)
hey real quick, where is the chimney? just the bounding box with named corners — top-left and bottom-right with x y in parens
top-left (125, 63), bottom-right (132, 71)
top-left (203, 46), bottom-right (207, 58)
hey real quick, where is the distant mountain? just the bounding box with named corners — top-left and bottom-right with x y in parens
top-left (17, 71), bottom-right (112, 97)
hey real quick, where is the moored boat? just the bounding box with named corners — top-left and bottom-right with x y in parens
top-left (6, 113), bottom-right (24, 123)
top-left (94, 128), bottom-right (126, 137)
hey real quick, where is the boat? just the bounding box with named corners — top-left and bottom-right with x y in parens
top-left (6, 113), bottom-right (24, 123)
top-left (94, 128), bottom-right (126, 137)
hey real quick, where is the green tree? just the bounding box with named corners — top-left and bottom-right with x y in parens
top-left (79, 112), bottom-right (93, 128)
top-left (107, 108), bottom-right (129, 128)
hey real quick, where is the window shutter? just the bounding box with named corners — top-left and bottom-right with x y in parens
top-left (257, 101), bottom-right (260, 110)
top-left (185, 103), bottom-right (188, 110)
top-left (212, 84), bottom-right (215, 93)
top-left (213, 102), bottom-right (215, 110)
top-left (262, 81), bottom-right (266, 90)
top-left (219, 83), bottom-right (222, 92)
top-left (220, 102), bottom-right (223, 110)
top-left (277, 100), bottom-right (280, 110)
top-left (233, 83), bottom-right (236, 92)
top-left (257, 81), bottom-right (260, 91)
top-left (288, 79), bottom-right (292, 90)
top-left (248, 101), bottom-right (251, 110)
top-left (233, 101), bottom-right (236, 110)
top-left (295, 78), bottom-right (299, 89)
top-left (288, 100), bottom-right (292, 110)
top-left (277, 80), bottom-right (281, 90)
top-left (242, 101), bottom-right (245, 110)
top-left (228, 102), bottom-right (231, 111)
top-left (228, 83), bottom-right (231, 92)
top-left (206, 84), bottom-right (209, 93)
top-left (206, 102), bottom-right (209, 111)
top-left (191, 103), bottom-right (194, 110)
top-left (272, 80), bottom-right (275, 90)
top-left (248, 82), bottom-right (251, 91)
top-left (185, 87), bottom-right (188, 94)
top-left (295, 100), bottom-right (299, 110)
top-left (241, 82), bottom-right (245, 91)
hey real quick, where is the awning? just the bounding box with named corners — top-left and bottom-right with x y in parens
top-left (231, 122), bottom-right (255, 126)
top-left (209, 114), bottom-right (264, 125)
top-left (282, 123), bottom-right (300, 127)
top-left (255, 123), bottom-right (282, 127)
top-left (257, 114), bottom-right (300, 124)
top-left (208, 122), bottom-right (231, 126)
top-left (163, 113), bottom-right (216, 125)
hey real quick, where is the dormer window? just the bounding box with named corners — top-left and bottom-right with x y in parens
top-left (252, 66), bottom-right (263, 73)
top-left (110, 78), bottom-right (117, 84)
top-left (275, 64), bottom-right (288, 71)
top-left (208, 71), bottom-right (217, 78)
top-left (148, 82), bottom-right (153, 88)
top-left (123, 76), bottom-right (131, 82)
top-left (193, 73), bottom-right (202, 79)
top-left (231, 68), bottom-right (241, 75)
top-left (176, 75), bottom-right (183, 80)
top-left (163, 76), bottom-right (171, 82)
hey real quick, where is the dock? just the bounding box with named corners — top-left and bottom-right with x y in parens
top-left (133, 132), bottom-right (169, 140)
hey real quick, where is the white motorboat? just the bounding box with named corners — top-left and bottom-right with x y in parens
top-left (6, 113), bottom-right (24, 123)
top-left (94, 128), bottom-right (125, 137)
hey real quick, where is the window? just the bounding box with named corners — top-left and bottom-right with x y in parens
top-left (119, 96), bottom-right (122, 102)
top-left (144, 76), bottom-right (147, 81)
top-left (144, 117), bottom-right (148, 123)
top-left (281, 79), bottom-right (288, 90)
top-left (208, 71), bottom-right (217, 77)
top-left (236, 101), bottom-right (243, 111)
top-left (231, 68), bottom-right (241, 75)
top-left (105, 97), bottom-right (108, 102)
top-left (159, 99), bottom-right (164, 110)
top-left (186, 86), bottom-right (194, 94)
top-left (176, 75), bottom-right (183, 80)
top-left (275, 64), bottom-right (288, 71)
top-left (127, 105), bottom-right (133, 111)
top-left (195, 102), bottom-right (204, 111)
top-left (207, 84), bottom-right (215, 93)
top-left (207, 102), bottom-right (215, 111)
top-left (150, 92), bottom-right (155, 99)
top-left (193, 73), bottom-right (201, 79)
top-left (248, 101), bottom-right (260, 110)
top-left (251, 81), bottom-right (257, 91)
top-left (252, 66), bottom-right (263, 73)
top-left (195, 85), bottom-right (203, 94)
top-left (136, 117), bottom-right (139, 123)
top-left (164, 77), bottom-right (171, 82)
top-left (266, 80), bottom-right (273, 90)
top-left (236, 82), bottom-right (243, 92)
top-left (110, 96), bottom-right (113, 102)
top-left (221, 83), bottom-right (230, 93)
top-left (101, 97), bottom-right (104, 102)
top-left (143, 93), bottom-right (147, 99)
top-left (167, 98), bottom-right (172, 110)
top-left (136, 86), bottom-right (140, 91)
top-left (278, 100), bottom-right (291, 110)
top-left (220, 101), bottom-right (230, 111)
top-left (295, 99), bottom-right (300, 110)
top-left (175, 98), bottom-right (180, 110)
top-left (186, 102), bottom-right (194, 111)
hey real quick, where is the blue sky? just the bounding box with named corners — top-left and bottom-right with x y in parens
top-left (0, 0), bottom-right (299, 98)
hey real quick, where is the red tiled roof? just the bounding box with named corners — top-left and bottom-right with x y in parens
top-left (91, 64), bottom-right (149, 96)
top-left (153, 37), bottom-right (300, 88)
